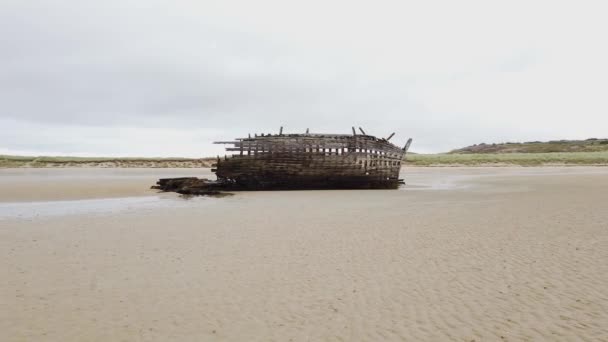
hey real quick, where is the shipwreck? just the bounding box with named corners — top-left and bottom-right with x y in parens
top-left (154, 127), bottom-right (412, 195)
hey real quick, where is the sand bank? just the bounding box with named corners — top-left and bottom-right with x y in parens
top-left (1, 167), bottom-right (608, 341)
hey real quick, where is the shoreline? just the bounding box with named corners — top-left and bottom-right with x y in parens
top-left (2, 166), bottom-right (606, 203)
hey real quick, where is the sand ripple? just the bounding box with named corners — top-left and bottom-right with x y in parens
top-left (1, 168), bottom-right (608, 341)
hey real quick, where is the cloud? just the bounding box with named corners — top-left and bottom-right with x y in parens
top-left (1, 0), bottom-right (607, 156)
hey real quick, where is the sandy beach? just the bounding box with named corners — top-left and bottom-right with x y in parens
top-left (1, 167), bottom-right (608, 341)
top-left (0, 168), bottom-right (215, 203)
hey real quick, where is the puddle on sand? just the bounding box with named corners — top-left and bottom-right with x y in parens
top-left (0, 195), bottom-right (215, 221)
top-left (400, 173), bottom-right (478, 191)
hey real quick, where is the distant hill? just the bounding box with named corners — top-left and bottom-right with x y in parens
top-left (450, 138), bottom-right (608, 154)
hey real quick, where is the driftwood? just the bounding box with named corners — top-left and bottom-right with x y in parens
top-left (152, 178), bottom-right (226, 196)
top-left (154, 128), bottom-right (412, 196)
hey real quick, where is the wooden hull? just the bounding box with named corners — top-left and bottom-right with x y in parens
top-left (222, 174), bottom-right (401, 190)
top-left (215, 150), bottom-right (404, 190)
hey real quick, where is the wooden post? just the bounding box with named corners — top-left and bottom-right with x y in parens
top-left (403, 138), bottom-right (413, 152)
top-left (359, 127), bottom-right (366, 135)
top-left (352, 127), bottom-right (356, 135)
top-left (306, 128), bottom-right (309, 134)
top-left (386, 132), bottom-right (395, 141)
top-left (279, 126), bottom-right (283, 135)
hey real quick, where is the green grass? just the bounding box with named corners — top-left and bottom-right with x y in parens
top-left (0, 155), bottom-right (201, 162)
top-left (405, 151), bottom-right (608, 166)
top-left (0, 155), bottom-right (214, 168)
top-left (3, 152), bottom-right (608, 168)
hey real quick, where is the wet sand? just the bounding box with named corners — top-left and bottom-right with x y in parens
top-left (0, 168), bottom-right (214, 202)
top-left (1, 167), bottom-right (608, 341)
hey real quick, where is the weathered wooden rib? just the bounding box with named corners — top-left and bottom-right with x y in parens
top-left (153, 128), bottom-right (413, 194)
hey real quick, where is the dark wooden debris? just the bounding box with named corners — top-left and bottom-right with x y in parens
top-left (154, 128), bottom-right (413, 196)
top-left (152, 177), bottom-right (232, 196)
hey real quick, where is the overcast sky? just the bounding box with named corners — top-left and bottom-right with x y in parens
top-left (1, 0), bottom-right (607, 157)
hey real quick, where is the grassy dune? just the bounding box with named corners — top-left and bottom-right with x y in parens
top-left (3, 151), bottom-right (608, 168)
top-left (405, 151), bottom-right (608, 166)
top-left (0, 155), bottom-right (215, 168)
